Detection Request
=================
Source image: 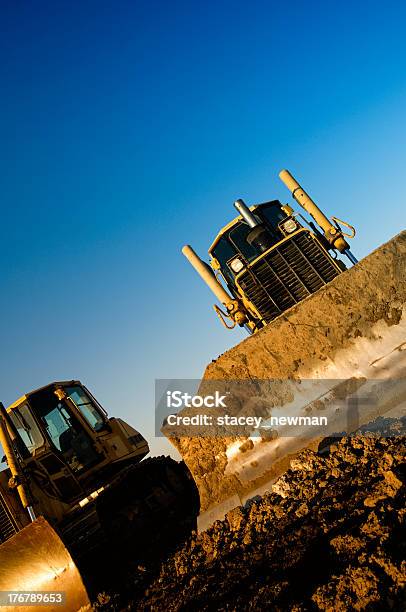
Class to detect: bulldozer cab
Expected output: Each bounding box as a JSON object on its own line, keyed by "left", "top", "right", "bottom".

{"left": 10, "top": 384, "right": 105, "bottom": 475}
{"left": 183, "top": 170, "right": 357, "bottom": 333}
{"left": 207, "top": 198, "right": 345, "bottom": 331}
{"left": 0, "top": 382, "right": 200, "bottom": 610}
{"left": 3, "top": 381, "right": 149, "bottom": 514}
{"left": 209, "top": 200, "right": 291, "bottom": 290}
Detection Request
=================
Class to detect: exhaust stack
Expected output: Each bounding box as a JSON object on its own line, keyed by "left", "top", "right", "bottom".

{"left": 233, "top": 199, "right": 259, "bottom": 228}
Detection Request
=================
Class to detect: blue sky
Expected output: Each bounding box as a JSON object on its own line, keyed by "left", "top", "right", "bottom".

{"left": 1, "top": 0, "right": 406, "bottom": 457}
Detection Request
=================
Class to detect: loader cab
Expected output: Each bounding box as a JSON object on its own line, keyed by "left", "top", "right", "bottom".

{"left": 6, "top": 380, "right": 149, "bottom": 506}
{"left": 209, "top": 200, "right": 298, "bottom": 290}
{"left": 8, "top": 382, "right": 106, "bottom": 475}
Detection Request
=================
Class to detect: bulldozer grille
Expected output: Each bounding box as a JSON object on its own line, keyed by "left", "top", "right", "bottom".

{"left": 237, "top": 230, "right": 341, "bottom": 323}
{"left": 0, "top": 494, "right": 18, "bottom": 544}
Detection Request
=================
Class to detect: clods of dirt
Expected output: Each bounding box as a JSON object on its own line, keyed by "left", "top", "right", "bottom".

{"left": 96, "top": 419, "right": 405, "bottom": 611}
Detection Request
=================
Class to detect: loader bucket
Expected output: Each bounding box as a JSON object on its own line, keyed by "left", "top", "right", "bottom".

{"left": 0, "top": 517, "right": 90, "bottom": 612}
{"left": 165, "top": 230, "right": 406, "bottom": 529}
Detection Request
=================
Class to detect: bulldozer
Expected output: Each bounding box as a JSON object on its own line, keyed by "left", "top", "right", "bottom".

{"left": 0, "top": 380, "right": 200, "bottom": 611}
{"left": 183, "top": 169, "right": 358, "bottom": 332}
{"left": 176, "top": 169, "right": 405, "bottom": 528}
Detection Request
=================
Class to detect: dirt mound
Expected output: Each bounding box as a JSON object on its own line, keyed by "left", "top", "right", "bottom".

{"left": 119, "top": 423, "right": 405, "bottom": 611}
{"left": 168, "top": 230, "right": 406, "bottom": 515}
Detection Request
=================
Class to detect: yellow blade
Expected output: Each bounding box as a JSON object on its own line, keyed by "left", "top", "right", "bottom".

{"left": 0, "top": 517, "right": 90, "bottom": 612}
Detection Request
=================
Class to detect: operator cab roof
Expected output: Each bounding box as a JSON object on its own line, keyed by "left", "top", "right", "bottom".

{"left": 7, "top": 380, "right": 82, "bottom": 411}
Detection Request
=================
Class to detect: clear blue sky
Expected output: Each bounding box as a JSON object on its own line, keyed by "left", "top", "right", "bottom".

{"left": 1, "top": 0, "right": 406, "bottom": 457}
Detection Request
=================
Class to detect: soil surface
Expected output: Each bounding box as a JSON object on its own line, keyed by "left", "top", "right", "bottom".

{"left": 95, "top": 418, "right": 405, "bottom": 611}
{"left": 168, "top": 230, "right": 406, "bottom": 513}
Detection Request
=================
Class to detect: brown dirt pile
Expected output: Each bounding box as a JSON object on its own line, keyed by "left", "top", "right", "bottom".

{"left": 169, "top": 230, "right": 406, "bottom": 513}
{"left": 106, "top": 422, "right": 405, "bottom": 611}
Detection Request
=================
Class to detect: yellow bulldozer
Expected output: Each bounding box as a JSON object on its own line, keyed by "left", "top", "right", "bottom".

{"left": 183, "top": 170, "right": 357, "bottom": 333}
{"left": 0, "top": 380, "right": 199, "bottom": 611}
{"left": 178, "top": 171, "right": 405, "bottom": 530}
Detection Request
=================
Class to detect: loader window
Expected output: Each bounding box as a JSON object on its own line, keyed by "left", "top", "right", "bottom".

{"left": 257, "top": 203, "right": 286, "bottom": 230}
{"left": 211, "top": 214, "right": 286, "bottom": 289}
{"left": 40, "top": 403, "right": 99, "bottom": 472}
{"left": 212, "top": 236, "right": 235, "bottom": 266}
{"left": 211, "top": 237, "right": 237, "bottom": 287}
{"left": 9, "top": 405, "right": 44, "bottom": 454}
{"left": 43, "top": 404, "right": 76, "bottom": 453}
{"left": 28, "top": 388, "right": 101, "bottom": 473}
{"left": 65, "top": 386, "right": 106, "bottom": 432}
{"left": 228, "top": 223, "right": 260, "bottom": 261}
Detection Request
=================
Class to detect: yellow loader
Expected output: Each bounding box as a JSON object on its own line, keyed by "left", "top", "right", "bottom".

{"left": 0, "top": 381, "right": 199, "bottom": 611}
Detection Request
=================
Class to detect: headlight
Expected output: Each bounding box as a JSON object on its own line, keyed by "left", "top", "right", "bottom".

{"left": 229, "top": 257, "right": 244, "bottom": 273}
{"left": 281, "top": 218, "right": 298, "bottom": 234}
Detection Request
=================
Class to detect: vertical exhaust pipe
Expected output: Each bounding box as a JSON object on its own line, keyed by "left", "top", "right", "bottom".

{"left": 234, "top": 199, "right": 274, "bottom": 253}
{"left": 233, "top": 199, "right": 259, "bottom": 228}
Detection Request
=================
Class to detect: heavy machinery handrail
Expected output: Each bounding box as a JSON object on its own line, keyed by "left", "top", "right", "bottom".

{"left": 0, "top": 403, "right": 35, "bottom": 522}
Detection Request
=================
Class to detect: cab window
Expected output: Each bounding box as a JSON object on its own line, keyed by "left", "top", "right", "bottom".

{"left": 258, "top": 203, "right": 286, "bottom": 230}
{"left": 66, "top": 386, "right": 106, "bottom": 432}
{"left": 28, "top": 388, "right": 101, "bottom": 473}
{"left": 9, "top": 404, "right": 44, "bottom": 454}
{"left": 211, "top": 236, "right": 236, "bottom": 269}
{"left": 41, "top": 403, "right": 75, "bottom": 452}
{"left": 228, "top": 223, "right": 259, "bottom": 261}
{"left": 211, "top": 237, "right": 237, "bottom": 288}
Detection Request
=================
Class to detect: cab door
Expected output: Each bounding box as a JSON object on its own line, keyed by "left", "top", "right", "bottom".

{"left": 28, "top": 389, "right": 102, "bottom": 502}
{"left": 9, "top": 401, "right": 83, "bottom": 503}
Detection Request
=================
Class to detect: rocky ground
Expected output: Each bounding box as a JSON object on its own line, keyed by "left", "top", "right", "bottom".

{"left": 95, "top": 418, "right": 405, "bottom": 611}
